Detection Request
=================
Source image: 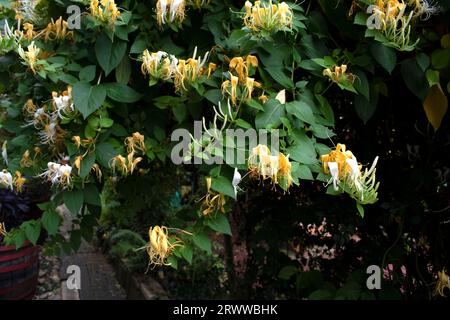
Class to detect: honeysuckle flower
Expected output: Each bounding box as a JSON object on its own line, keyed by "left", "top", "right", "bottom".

{"left": 229, "top": 55, "right": 258, "bottom": 83}
{"left": 156, "top": 0, "right": 186, "bottom": 26}
{"left": 43, "top": 17, "right": 73, "bottom": 42}
{"left": 13, "top": 171, "right": 26, "bottom": 193}
{"left": 207, "top": 62, "right": 217, "bottom": 78}
{"left": 40, "top": 162, "right": 72, "bottom": 187}
{"left": 23, "top": 107, "right": 50, "bottom": 128}
{"left": 365, "top": 0, "right": 419, "bottom": 51}
{"left": 127, "top": 151, "right": 143, "bottom": 174}
{"left": 91, "top": 163, "right": 102, "bottom": 182}
{"left": 0, "top": 169, "right": 13, "bottom": 190}
{"left": 248, "top": 144, "right": 293, "bottom": 190}
{"left": 243, "top": 0, "right": 293, "bottom": 34}
{"left": 244, "top": 77, "right": 261, "bottom": 100}
{"left": 174, "top": 47, "right": 210, "bottom": 93}
{"left": 52, "top": 86, "right": 74, "bottom": 119}
{"left": 434, "top": 269, "right": 450, "bottom": 297}
{"left": 13, "top": 0, "right": 41, "bottom": 23}
{"left": 409, "top": 0, "right": 440, "bottom": 20}
{"left": 110, "top": 154, "right": 128, "bottom": 175}
{"left": 201, "top": 177, "right": 227, "bottom": 216}
{"left": 22, "top": 22, "right": 35, "bottom": 40}
{"left": 259, "top": 94, "right": 268, "bottom": 104}
{"left": 1, "top": 141, "right": 7, "bottom": 166}
{"left": 141, "top": 50, "right": 178, "bottom": 81}
{"left": 73, "top": 155, "right": 82, "bottom": 175}
{"left": 23, "top": 99, "right": 36, "bottom": 115}
{"left": 90, "top": 0, "right": 121, "bottom": 25}
{"left": 321, "top": 144, "right": 380, "bottom": 205}
{"left": 146, "top": 226, "right": 183, "bottom": 267}
{"left": 323, "top": 65, "right": 356, "bottom": 85}
{"left": 20, "top": 150, "right": 32, "bottom": 168}
{"left": 38, "top": 122, "right": 57, "bottom": 145}
{"left": 0, "top": 222, "right": 7, "bottom": 237}
{"left": 72, "top": 136, "right": 81, "bottom": 149}
{"left": 17, "top": 41, "right": 41, "bottom": 73}
{"left": 125, "top": 132, "right": 146, "bottom": 154}
{"left": 327, "top": 162, "right": 340, "bottom": 191}
{"left": 232, "top": 167, "right": 242, "bottom": 197}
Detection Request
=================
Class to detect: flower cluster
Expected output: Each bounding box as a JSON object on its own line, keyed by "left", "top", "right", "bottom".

{"left": 0, "top": 169, "right": 27, "bottom": 193}
{"left": 22, "top": 87, "right": 74, "bottom": 150}
{"left": 321, "top": 144, "right": 379, "bottom": 205}
{"left": 364, "top": 0, "right": 439, "bottom": 51}
{"left": 17, "top": 41, "right": 41, "bottom": 73}
{"left": 201, "top": 177, "right": 227, "bottom": 216}
{"left": 90, "top": 0, "right": 121, "bottom": 25}
{"left": 243, "top": 0, "right": 293, "bottom": 34}
{"left": 248, "top": 144, "right": 293, "bottom": 191}
{"left": 221, "top": 55, "right": 261, "bottom": 105}
{"left": 141, "top": 47, "right": 216, "bottom": 93}
{"left": 109, "top": 133, "right": 146, "bottom": 176}
{"left": 39, "top": 160, "right": 73, "bottom": 188}
{"left": 323, "top": 65, "right": 356, "bottom": 86}
{"left": 146, "top": 226, "right": 183, "bottom": 267}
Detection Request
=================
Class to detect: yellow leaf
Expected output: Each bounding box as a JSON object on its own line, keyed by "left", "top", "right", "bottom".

{"left": 423, "top": 84, "right": 448, "bottom": 131}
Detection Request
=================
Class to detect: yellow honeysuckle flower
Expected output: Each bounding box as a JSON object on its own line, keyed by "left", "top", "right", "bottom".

{"left": 243, "top": 0, "right": 293, "bottom": 33}
{"left": 91, "top": 163, "right": 102, "bottom": 182}
{"left": 146, "top": 226, "right": 183, "bottom": 267}
{"left": 323, "top": 65, "right": 356, "bottom": 85}
{"left": 434, "top": 269, "right": 450, "bottom": 297}
{"left": 110, "top": 154, "right": 128, "bottom": 175}
{"left": 43, "top": 17, "right": 74, "bottom": 42}
{"left": 72, "top": 136, "right": 82, "bottom": 149}
{"left": 74, "top": 155, "right": 82, "bottom": 175}
{"left": 90, "top": 0, "right": 121, "bottom": 25}
{"left": 248, "top": 144, "right": 293, "bottom": 190}
{"left": 20, "top": 150, "right": 32, "bottom": 168}
{"left": 0, "top": 222, "right": 7, "bottom": 237}
{"left": 13, "top": 171, "right": 26, "bottom": 193}
{"left": 125, "top": 132, "right": 146, "bottom": 154}
{"left": 17, "top": 41, "right": 41, "bottom": 73}
{"left": 141, "top": 50, "right": 177, "bottom": 81}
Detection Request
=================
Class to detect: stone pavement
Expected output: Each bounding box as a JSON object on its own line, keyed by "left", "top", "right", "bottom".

{"left": 59, "top": 240, "right": 127, "bottom": 300}
{"left": 57, "top": 206, "right": 126, "bottom": 300}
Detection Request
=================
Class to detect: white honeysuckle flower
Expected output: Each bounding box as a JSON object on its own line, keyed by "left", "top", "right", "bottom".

{"left": 160, "top": 0, "right": 168, "bottom": 24}
{"left": 53, "top": 93, "right": 74, "bottom": 119}
{"left": 0, "top": 169, "right": 13, "bottom": 190}
{"left": 346, "top": 156, "right": 362, "bottom": 193}
{"left": 38, "top": 122, "right": 57, "bottom": 145}
{"left": 327, "top": 162, "right": 340, "bottom": 191}
{"left": 171, "top": 0, "right": 184, "bottom": 22}
{"left": 39, "top": 161, "right": 72, "bottom": 187}
{"left": 232, "top": 167, "right": 242, "bottom": 197}
{"left": 1, "top": 141, "right": 7, "bottom": 166}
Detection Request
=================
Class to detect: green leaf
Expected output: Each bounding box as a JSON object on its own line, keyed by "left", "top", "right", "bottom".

{"left": 401, "top": 58, "right": 428, "bottom": 101}
{"left": 180, "top": 245, "right": 193, "bottom": 264}
{"left": 95, "top": 33, "right": 127, "bottom": 76}
{"left": 41, "top": 210, "right": 61, "bottom": 236}
{"left": 286, "top": 100, "right": 316, "bottom": 124}
{"left": 316, "top": 95, "right": 334, "bottom": 125}
{"left": 354, "top": 85, "right": 379, "bottom": 124}
{"left": 211, "top": 175, "right": 235, "bottom": 199}
{"left": 95, "top": 142, "right": 117, "bottom": 167}
{"left": 193, "top": 232, "right": 212, "bottom": 253}
{"left": 295, "top": 164, "right": 314, "bottom": 180}
{"left": 79, "top": 65, "right": 96, "bottom": 82}
{"left": 63, "top": 189, "right": 84, "bottom": 215}
{"left": 80, "top": 152, "right": 96, "bottom": 178}
{"left": 206, "top": 214, "right": 232, "bottom": 235}
{"left": 73, "top": 82, "right": 106, "bottom": 119}
{"left": 204, "top": 89, "right": 222, "bottom": 104}
{"left": 356, "top": 202, "right": 364, "bottom": 217}
{"left": 279, "top": 266, "right": 298, "bottom": 280}
{"left": 353, "top": 69, "right": 370, "bottom": 100}
{"left": 370, "top": 42, "right": 396, "bottom": 74}
{"left": 21, "top": 220, "right": 41, "bottom": 245}
{"left": 265, "top": 66, "right": 294, "bottom": 88}
{"left": 104, "top": 83, "right": 141, "bottom": 103}
{"left": 115, "top": 55, "right": 131, "bottom": 84}
{"left": 235, "top": 118, "right": 253, "bottom": 129}
{"left": 84, "top": 184, "right": 102, "bottom": 207}
{"left": 255, "top": 99, "right": 285, "bottom": 129}
{"left": 100, "top": 118, "right": 114, "bottom": 128}
{"left": 286, "top": 131, "right": 317, "bottom": 165}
